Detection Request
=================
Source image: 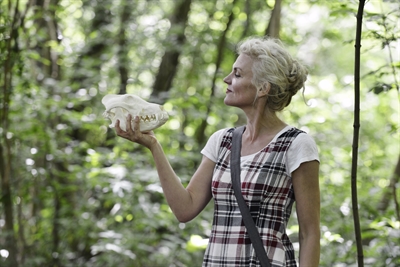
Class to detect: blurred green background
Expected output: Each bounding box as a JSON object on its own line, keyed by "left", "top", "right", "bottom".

{"left": 1, "top": 0, "right": 399, "bottom": 266}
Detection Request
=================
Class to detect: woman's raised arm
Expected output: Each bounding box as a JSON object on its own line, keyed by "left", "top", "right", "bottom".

{"left": 115, "top": 115, "right": 215, "bottom": 222}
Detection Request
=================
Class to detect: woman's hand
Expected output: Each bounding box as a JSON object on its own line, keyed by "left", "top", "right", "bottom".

{"left": 115, "top": 114, "right": 158, "bottom": 150}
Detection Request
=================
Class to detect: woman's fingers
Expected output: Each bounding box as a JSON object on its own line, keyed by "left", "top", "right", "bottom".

{"left": 133, "top": 115, "right": 141, "bottom": 132}
{"left": 125, "top": 114, "right": 132, "bottom": 132}
{"left": 115, "top": 118, "right": 132, "bottom": 140}
{"left": 115, "top": 119, "right": 124, "bottom": 135}
{"left": 122, "top": 115, "right": 143, "bottom": 142}
{"left": 114, "top": 115, "right": 157, "bottom": 149}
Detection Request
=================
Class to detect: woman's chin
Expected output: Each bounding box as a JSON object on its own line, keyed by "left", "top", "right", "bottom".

{"left": 224, "top": 99, "right": 240, "bottom": 107}
{"left": 223, "top": 98, "right": 232, "bottom": 106}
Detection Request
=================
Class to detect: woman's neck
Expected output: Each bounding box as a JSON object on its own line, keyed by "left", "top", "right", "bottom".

{"left": 242, "top": 107, "right": 287, "bottom": 143}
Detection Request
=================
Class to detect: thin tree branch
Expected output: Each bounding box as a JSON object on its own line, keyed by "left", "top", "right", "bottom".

{"left": 379, "top": 1, "right": 399, "bottom": 91}
{"left": 352, "top": 1, "right": 366, "bottom": 266}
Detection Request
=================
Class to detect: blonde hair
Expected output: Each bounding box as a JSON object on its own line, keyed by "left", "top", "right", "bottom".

{"left": 236, "top": 36, "right": 308, "bottom": 111}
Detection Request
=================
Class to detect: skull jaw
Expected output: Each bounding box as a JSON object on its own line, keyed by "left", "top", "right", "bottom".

{"left": 131, "top": 112, "right": 169, "bottom": 132}
{"left": 104, "top": 108, "right": 169, "bottom": 132}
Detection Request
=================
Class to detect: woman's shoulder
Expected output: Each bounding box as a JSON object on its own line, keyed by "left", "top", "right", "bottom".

{"left": 213, "top": 127, "right": 231, "bottom": 137}
{"left": 278, "top": 126, "right": 316, "bottom": 142}
{"left": 201, "top": 127, "right": 232, "bottom": 163}
{"left": 291, "top": 129, "right": 318, "bottom": 147}
{"left": 211, "top": 128, "right": 232, "bottom": 145}
{"left": 286, "top": 128, "right": 319, "bottom": 173}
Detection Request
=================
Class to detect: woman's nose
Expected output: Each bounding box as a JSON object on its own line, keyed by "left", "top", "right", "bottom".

{"left": 223, "top": 73, "right": 231, "bottom": 84}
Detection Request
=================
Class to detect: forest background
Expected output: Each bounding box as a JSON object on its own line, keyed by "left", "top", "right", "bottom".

{"left": 1, "top": 0, "right": 399, "bottom": 266}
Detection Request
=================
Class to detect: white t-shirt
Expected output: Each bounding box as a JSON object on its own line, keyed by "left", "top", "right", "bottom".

{"left": 201, "top": 126, "right": 319, "bottom": 175}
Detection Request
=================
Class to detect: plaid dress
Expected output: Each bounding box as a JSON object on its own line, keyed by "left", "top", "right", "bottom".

{"left": 202, "top": 127, "right": 308, "bottom": 267}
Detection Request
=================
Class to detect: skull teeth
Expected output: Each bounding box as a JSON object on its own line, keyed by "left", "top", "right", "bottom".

{"left": 131, "top": 114, "right": 157, "bottom": 122}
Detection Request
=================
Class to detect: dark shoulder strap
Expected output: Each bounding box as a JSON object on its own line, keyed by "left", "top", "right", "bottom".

{"left": 231, "top": 126, "right": 271, "bottom": 267}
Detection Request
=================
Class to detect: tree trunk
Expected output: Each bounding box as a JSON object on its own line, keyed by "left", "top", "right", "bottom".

{"left": 265, "top": 0, "right": 282, "bottom": 38}
{"left": 378, "top": 154, "right": 400, "bottom": 220}
{"left": 32, "top": 0, "right": 61, "bottom": 79}
{"left": 194, "top": 0, "right": 238, "bottom": 145}
{"left": 117, "top": 0, "right": 132, "bottom": 95}
{"left": 72, "top": 0, "right": 113, "bottom": 88}
{"left": 0, "top": 1, "right": 20, "bottom": 266}
{"left": 30, "top": 0, "right": 85, "bottom": 262}
{"left": 150, "top": 0, "right": 192, "bottom": 104}
{"left": 240, "top": 0, "right": 251, "bottom": 39}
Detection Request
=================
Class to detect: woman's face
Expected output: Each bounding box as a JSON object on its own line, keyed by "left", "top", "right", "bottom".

{"left": 223, "top": 54, "right": 258, "bottom": 108}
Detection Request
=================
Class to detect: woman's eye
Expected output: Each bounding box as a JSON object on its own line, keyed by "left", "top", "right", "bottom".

{"left": 234, "top": 73, "right": 240, "bottom": 77}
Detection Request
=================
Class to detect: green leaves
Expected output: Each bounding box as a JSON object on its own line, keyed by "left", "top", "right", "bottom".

{"left": 1, "top": 0, "right": 399, "bottom": 266}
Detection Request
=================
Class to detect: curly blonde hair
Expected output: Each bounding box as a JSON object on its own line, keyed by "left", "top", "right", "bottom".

{"left": 236, "top": 36, "right": 308, "bottom": 111}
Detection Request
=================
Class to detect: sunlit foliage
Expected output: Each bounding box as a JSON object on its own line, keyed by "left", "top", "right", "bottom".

{"left": 1, "top": 0, "right": 399, "bottom": 266}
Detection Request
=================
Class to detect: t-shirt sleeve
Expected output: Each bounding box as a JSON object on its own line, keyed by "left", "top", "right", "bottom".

{"left": 286, "top": 133, "right": 319, "bottom": 174}
{"left": 200, "top": 128, "right": 227, "bottom": 163}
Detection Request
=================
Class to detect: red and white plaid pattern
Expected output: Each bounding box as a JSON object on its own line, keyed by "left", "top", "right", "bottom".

{"left": 202, "top": 127, "right": 305, "bottom": 267}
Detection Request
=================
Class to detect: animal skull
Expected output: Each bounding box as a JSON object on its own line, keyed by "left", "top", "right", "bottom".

{"left": 102, "top": 94, "right": 169, "bottom": 132}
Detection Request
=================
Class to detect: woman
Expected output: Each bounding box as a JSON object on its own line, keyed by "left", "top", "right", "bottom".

{"left": 115, "top": 36, "right": 320, "bottom": 267}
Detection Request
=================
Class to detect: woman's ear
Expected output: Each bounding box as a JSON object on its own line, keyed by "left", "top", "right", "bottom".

{"left": 257, "top": 82, "right": 270, "bottom": 97}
